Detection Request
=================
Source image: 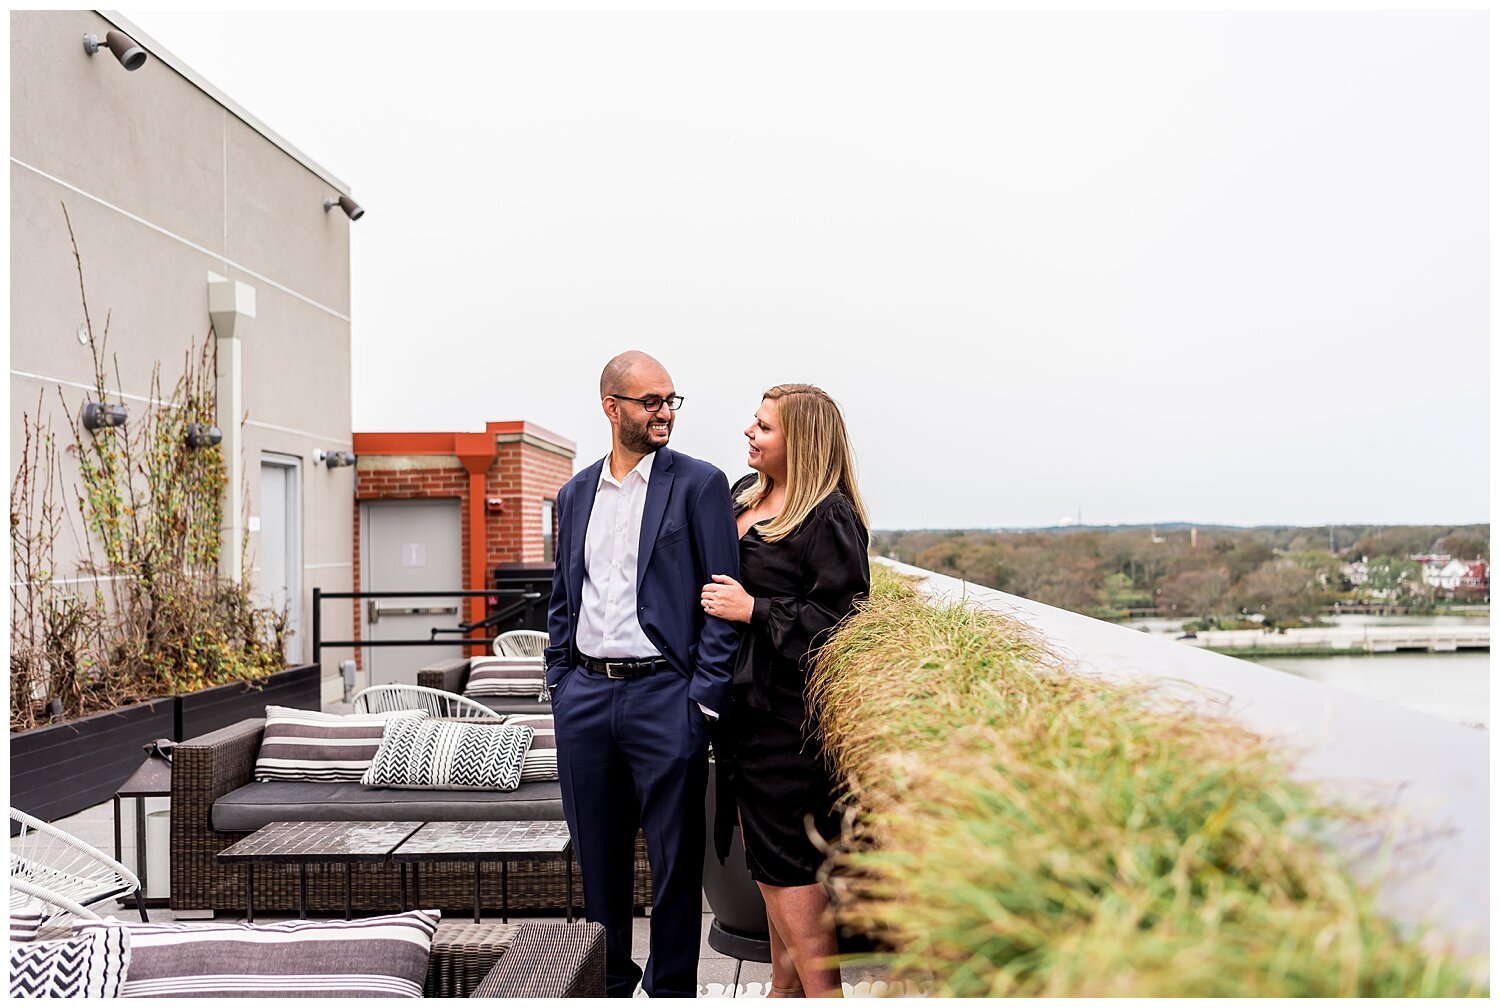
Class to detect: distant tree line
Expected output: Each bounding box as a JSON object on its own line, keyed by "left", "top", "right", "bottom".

{"left": 872, "top": 524, "right": 1489, "bottom": 629}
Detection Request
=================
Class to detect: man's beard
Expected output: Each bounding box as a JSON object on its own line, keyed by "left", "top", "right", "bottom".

{"left": 620, "top": 412, "right": 669, "bottom": 454}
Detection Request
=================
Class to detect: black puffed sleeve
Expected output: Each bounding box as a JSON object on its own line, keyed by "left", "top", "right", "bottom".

{"left": 749, "top": 495, "right": 870, "bottom": 666}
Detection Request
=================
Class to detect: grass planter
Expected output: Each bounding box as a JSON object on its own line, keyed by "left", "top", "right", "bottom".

{"left": 808, "top": 569, "right": 1485, "bottom": 997}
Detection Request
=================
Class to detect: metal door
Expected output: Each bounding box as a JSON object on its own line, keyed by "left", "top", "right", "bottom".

{"left": 257, "top": 456, "right": 302, "bottom": 664}
{"left": 360, "top": 498, "right": 464, "bottom": 686}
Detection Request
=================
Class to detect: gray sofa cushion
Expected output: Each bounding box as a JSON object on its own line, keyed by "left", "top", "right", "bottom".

{"left": 470, "top": 695, "right": 552, "bottom": 716}
{"left": 212, "top": 780, "right": 564, "bottom": 833}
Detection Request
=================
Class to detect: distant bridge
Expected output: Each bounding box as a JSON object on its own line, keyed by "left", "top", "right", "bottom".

{"left": 1181, "top": 625, "right": 1489, "bottom": 653}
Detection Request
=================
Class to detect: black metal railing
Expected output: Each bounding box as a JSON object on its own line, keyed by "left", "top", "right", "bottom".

{"left": 311, "top": 588, "right": 542, "bottom": 662}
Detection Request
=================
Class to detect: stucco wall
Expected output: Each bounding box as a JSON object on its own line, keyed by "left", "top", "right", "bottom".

{"left": 10, "top": 10, "right": 355, "bottom": 688}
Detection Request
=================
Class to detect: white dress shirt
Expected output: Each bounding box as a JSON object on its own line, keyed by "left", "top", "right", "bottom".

{"left": 576, "top": 452, "right": 659, "bottom": 659}
{"left": 575, "top": 451, "right": 716, "bottom": 720}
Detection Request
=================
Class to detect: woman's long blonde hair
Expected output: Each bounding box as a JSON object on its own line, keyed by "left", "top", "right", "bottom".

{"left": 736, "top": 384, "right": 869, "bottom": 543}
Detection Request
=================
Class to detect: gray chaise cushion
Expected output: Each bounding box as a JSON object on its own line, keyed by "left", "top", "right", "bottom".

{"left": 212, "top": 780, "right": 563, "bottom": 833}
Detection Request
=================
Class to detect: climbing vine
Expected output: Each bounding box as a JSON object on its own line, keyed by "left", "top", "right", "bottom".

{"left": 9, "top": 205, "right": 287, "bottom": 731}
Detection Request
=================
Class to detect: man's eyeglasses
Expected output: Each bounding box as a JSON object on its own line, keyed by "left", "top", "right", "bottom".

{"left": 611, "top": 394, "right": 685, "bottom": 413}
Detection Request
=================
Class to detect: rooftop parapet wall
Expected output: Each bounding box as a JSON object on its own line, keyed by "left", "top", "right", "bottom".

{"left": 874, "top": 557, "right": 1488, "bottom": 959}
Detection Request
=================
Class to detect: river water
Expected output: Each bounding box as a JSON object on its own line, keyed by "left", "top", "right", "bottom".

{"left": 1122, "top": 614, "right": 1490, "bottom": 729}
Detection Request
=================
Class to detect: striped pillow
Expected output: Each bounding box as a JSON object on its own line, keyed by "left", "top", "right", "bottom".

{"left": 362, "top": 718, "right": 532, "bottom": 791}
{"left": 504, "top": 714, "right": 557, "bottom": 782}
{"left": 9, "top": 927, "right": 130, "bottom": 998}
{"left": 464, "top": 656, "right": 547, "bottom": 699}
{"left": 254, "top": 706, "right": 427, "bottom": 782}
{"left": 74, "top": 910, "right": 439, "bottom": 998}
{"left": 9, "top": 894, "right": 44, "bottom": 942}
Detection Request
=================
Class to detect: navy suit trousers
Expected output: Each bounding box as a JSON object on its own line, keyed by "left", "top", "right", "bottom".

{"left": 553, "top": 664, "right": 709, "bottom": 998}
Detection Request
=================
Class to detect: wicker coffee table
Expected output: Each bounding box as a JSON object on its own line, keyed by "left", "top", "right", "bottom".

{"left": 392, "top": 820, "right": 574, "bottom": 923}
{"left": 217, "top": 820, "right": 424, "bottom": 922}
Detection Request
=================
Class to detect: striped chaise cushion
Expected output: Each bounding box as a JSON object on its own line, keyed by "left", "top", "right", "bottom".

{"left": 362, "top": 718, "right": 533, "bottom": 791}
{"left": 504, "top": 714, "right": 557, "bottom": 782}
{"left": 464, "top": 656, "right": 546, "bottom": 699}
{"left": 9, "top": 893, "right": 45, "bottom": 943}
{"left": 9, "top": 927, "right": 130, "bottom": 998}
{"left": 73, "top": 909, "right": 440, "bottom": 998}
{"left": 254, "top": 706, "right": 426, "bottom": 782}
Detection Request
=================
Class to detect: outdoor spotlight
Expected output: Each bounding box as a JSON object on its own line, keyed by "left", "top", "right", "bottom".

{"left": 83, "top": 30, "right": 147, "bottom": 71}
{"left": 81, "top": 401, "right": 129, "bottom": 431}
{"left": 314, "top": 449, "right": 357, "bottom": 468}
{"left": 185, "top": 423, "right": 223, "bottom": 448}
{"left": 323, "top": 195, "right": 365, "bottom": 221}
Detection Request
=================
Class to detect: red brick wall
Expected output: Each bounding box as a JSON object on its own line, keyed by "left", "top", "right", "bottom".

{"left": 488, "top": 441, "right": 574, "bottom": 566}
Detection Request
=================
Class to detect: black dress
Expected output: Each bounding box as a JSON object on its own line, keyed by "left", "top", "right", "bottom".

{"left": 719, "top": 473, "right": 871, "bottom": 886}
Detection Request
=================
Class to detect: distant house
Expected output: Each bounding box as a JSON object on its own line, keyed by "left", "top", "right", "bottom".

{"left": 1341, "top": 560, "right": 1368, "bottom": 587}
{"left": 1458, "top": 561, "right": 1489, "bottom": 599}
{"left": 1423, "top": 558, "right": 1471, "bottom": 591}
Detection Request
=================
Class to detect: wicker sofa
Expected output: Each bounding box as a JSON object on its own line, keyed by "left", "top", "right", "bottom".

{"left": 169, "top": 718, "right": 652, "bottom": 918}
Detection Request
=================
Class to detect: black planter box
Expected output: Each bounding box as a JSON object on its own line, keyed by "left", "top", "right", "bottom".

{"left": 174, "top": 663, "right": 320, "bottom": 741}
{"left": 10, "top": 663, "right": 322, "bottom": 829}
{"left": 10, "top": 697, "right": 175, "bottom": 829}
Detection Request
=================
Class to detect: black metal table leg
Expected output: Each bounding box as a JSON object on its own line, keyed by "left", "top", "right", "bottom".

{"left": 412, "top": 864, "right": 421, "bottom": 910}
{"left": 298, "top": 864, "right": 307, "bottom": 918}
{"left": 112, "top": 796, "right": 122, "bottom": 866}
{"left": 399, "top": 863, "right": 408, "bottom": 912}
{"left": 501, "top": 860, "right": 509, "bottom": 924}
{"left": 246, "top": 864, "right": 255, "bottom": 923}
{"left": 344, "top": 862, "right": 353, "bottom": 920}
{"left": 135, "top": 798, "right": 147, "bottom": 902}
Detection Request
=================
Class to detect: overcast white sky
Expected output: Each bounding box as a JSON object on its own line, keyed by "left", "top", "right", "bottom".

{"left": 124, "top": 9, "right": 1488, "bottom": 530}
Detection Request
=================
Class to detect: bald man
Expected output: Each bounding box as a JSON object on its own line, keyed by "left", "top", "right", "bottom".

{"left": 545, "top": 351, "right": 741, "bottom": 997}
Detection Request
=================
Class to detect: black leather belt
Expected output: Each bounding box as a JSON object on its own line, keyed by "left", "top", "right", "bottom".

{"left": 579, "top": 654, "right": 672, "bottom": 679}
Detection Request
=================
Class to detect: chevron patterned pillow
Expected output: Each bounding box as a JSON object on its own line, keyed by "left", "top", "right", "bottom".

{"left": 255, "top": 706, "right": 428, "bottom": 782}
{"left": 504, "top": 713, "right": 558, "bottom": 782}
{"left": 464, "top": 656, "right": 547, "bottom": 699}
{"left": 362, "top": 718, "right": 533, "bottom": 791}
{"left": 9, "top": 927, "right": 130, "bottom": 998}
{"left": 73, "top": 910, "right": 438, "bottom": 998}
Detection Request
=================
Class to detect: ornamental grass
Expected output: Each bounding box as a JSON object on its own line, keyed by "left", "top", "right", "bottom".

{"left": 808, "top": 568, "right": 1483, "bottom": 997}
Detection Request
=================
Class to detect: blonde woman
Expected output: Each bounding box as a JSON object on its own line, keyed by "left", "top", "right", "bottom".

{"left": 700, "top": 384, "right": 870, "bottom": 999}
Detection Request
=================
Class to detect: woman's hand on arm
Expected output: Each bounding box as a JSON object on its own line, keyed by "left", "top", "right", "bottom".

{"left": 700, "top": 574, "right": 755, "bottom": 623}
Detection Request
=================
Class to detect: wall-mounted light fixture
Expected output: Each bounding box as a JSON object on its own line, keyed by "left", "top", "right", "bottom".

{"left": 83, "top": 30, "right": 147, "bottom": 71}
{"left": 323, "top": 195, "right": 365, "bottom": 221}
{"left": 313, "top": 449, "right": 357, "bottom": 468}
{"left": 82, "top": 402, "right": 129, "bottom": 432}
{"left": 185, "top": 423, "right": 223, "bottom": 449}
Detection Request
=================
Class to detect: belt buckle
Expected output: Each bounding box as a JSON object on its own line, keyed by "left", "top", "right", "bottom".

{"left": 604, "top": 661, "right": 629, "bottom": 680}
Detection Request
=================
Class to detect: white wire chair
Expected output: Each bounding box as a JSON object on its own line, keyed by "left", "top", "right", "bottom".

{"left": 494, "top": 629, "right": 550, "bottom": 658}
{"left": 9, "top": 807, "right": 146, "bottom": 929}
{"left": 351, "top": 684, "right": 506, "bottom": 721}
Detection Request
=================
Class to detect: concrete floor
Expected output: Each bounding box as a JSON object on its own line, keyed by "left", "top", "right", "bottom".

{"left": 19, "top": 799, "right": 899, "bottom": 998}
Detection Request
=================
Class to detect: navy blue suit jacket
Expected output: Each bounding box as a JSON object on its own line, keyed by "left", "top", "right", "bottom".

{"left": 545, "top": 446, "right": 742, "bottom": 716}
